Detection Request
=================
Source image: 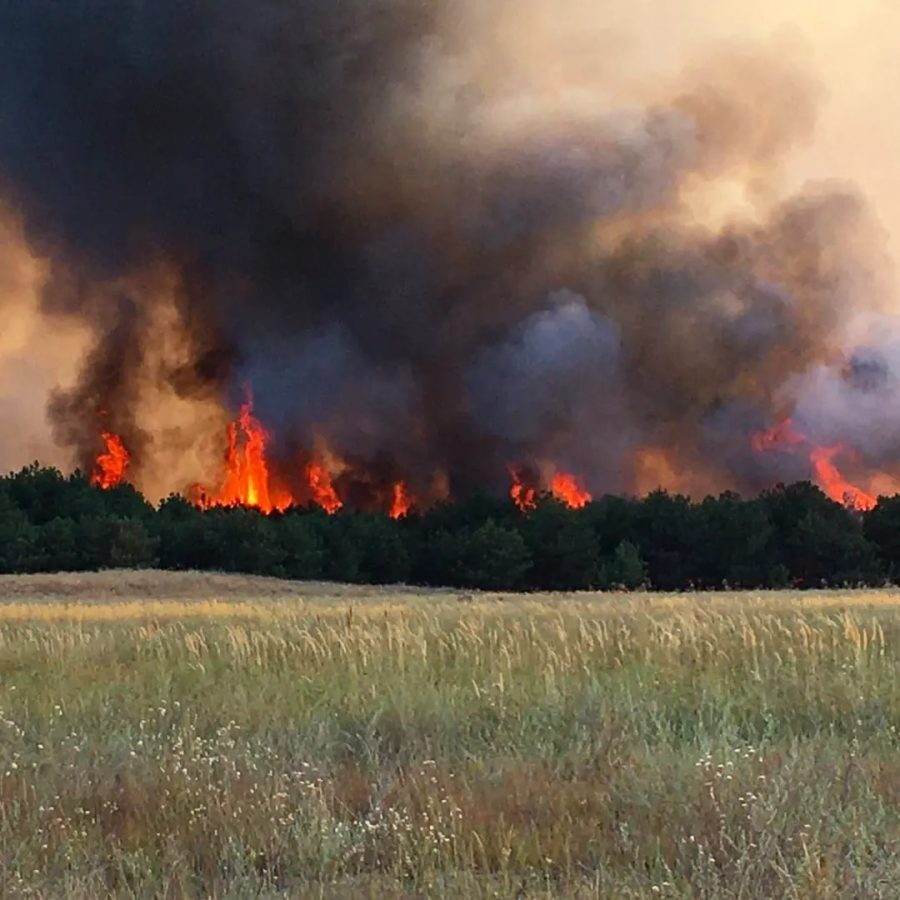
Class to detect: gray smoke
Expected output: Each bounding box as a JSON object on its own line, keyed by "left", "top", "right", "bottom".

{"left": 0, "top": 1, "right": 894, "bottom": 500}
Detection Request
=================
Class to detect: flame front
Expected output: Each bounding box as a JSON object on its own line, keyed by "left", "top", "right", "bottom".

{"left": 753, "top": 418, "right": 877, "bottom": 512}
{"left": 91, "top": 431, "right": 129, "bottom": 489}
{"left": 509, "top": 465, "right": 591, "bottom": 510}
{"left": 550, "top": 472, "right": 592, "bottom": 509}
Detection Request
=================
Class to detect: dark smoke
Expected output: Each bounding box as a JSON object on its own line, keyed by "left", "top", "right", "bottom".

{"left": 0, "top": 1, "right": 895, "bottom": 500}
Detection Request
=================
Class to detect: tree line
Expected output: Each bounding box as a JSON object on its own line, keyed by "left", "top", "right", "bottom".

{"left": 3, "top": 464, "right": 900, "bottom": 590}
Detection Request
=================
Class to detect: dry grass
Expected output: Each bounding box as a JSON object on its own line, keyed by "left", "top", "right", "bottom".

{"left": 0, "top": 571, "right": 898, "bottom": 898}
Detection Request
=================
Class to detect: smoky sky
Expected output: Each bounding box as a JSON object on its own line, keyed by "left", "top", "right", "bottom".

{"left": 0, "top": 0, "right": 896, "bottom": 500}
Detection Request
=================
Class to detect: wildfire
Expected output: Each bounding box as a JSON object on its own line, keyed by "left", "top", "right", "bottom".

{"left": 195, "top": 394, "right": 292, "bottom": 514}
{"left": 389, "top": 481, "right": 413, "bottom": 519}
{"left": 509, "top": 465, "right": 592, "bottom": 511}
{"left": 91, "top": 431, "right": 129, "bottom": 489}
{"left": 751, "top": 418, "right": 805, "bottom": 454}
{"left": 306, "top": 460, "right": 343, "bottom": 515}
{"left": 191, "top": 394, "right": 593, "bottom": 517}
{"left": 509, "top": 467, "right": 538, "bottom": 512}
{"left": 809, "top": 445, "right": 877, "bottom": 512}
{"left": 753, "top": 418, "right": 877, "bottom": 512}
{"left": 550, "top": 472, "right": 592, "bottom": 509}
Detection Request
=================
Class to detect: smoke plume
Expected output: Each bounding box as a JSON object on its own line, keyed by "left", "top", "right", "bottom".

{"left": 0, "top": 0, "right": 898, "bottom": 503}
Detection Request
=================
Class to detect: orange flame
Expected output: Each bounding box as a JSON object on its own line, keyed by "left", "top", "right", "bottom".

{"left": 91, "top": 431, "right": 129, "bottom": 489}
{"left": 809, "top": 445, "right": 876, "bottom": 512}
{"left": 509, "top": 467, "right": 537, "bottom": 512}
{"left": 509, "top": 465, "right": 591, "bottom": 511}
{"left": 389, "top": 480, "right": 413, "bottom": 519}
{"left": 751, "top": 418, "right": 805, "bottom": 454}
{"left": 550, "top": 472, "right": 592, "bottom": 509}
{"left": 306, "top": 460, "right": 343, "bottom": 514}
{"left": 195, "top": 394, "right": 292, "bottom": 513}
{"left": 753, "top": 418, "right": 876, "bottom": 512}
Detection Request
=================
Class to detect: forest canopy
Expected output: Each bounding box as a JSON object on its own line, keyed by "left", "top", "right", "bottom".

{"left": 2, "top": 464, "right": 898, "bottom": 591}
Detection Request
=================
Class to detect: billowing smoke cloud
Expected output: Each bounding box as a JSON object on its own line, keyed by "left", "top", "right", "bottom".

{"left": 0, "top": 0, "right": 898, "bottom": 502}
{"left": 467, "top": 291, "right": 628, "bottom": 487}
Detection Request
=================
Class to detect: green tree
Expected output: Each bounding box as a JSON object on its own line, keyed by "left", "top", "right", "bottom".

{"left": 762, "top": 482, "right": 881, "bottom": 586}
{"left": 520, "top": 498, "right": 600, "bottom": 590}
{"left": 316, "top": 512, "right": 366, "bottom": 583}
{"left": 108, "top": 518, "right": 159, "bottom": 568}
{"left": 633, "top": 490, "right": 702, "bottom": 590}
{"left": 277, "top": 512, "right": 325, "bottom": 580}
{"left": 788, "top": 511, "right": 881, "bottom": 586}
{"left": 4, "top": 464, "right": 74, "bottom": 525}
{"left": 421, "top": 520, "right": 531, "bottom": 590}
{"left": 694, "top": 493, "right": 774, "bottom": 588}
{"left": 352, "top": 514, "right": 410, "bottom": 584}
{"left": 0, "top": 494, "right": 38, "bottom": 572}
{"left": 583, "top": 494, "right": 640, "bottom": 555}
{"left": 155, "top": 494, "right": 206, "bottom": 569}
{"left": 863, "top": 496, "right": 900, "bottom": 578}
{"left": 74, "top": 516, "right": 118, "bottom": 570}
{"left": 201, "top": 508, "right": 283, "bottom": 575}
{"left": 600, "top": 540, "right": 647, "bottom": 590}
{"left": 35, "top": 517, "right": 81, "bottom": 571}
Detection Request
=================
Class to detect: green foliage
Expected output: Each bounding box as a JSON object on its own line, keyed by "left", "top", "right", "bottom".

{"left": 864, "top": 495, "right": 900, "bottom": 577}
{"left": 1, "top": 464, "right": 899, "bottom": 590}
{"left": 694, "top": 493, "right": 774, "bottom": 588}
{"left": 350, "top": 513, "right": 411, "bottom": 584}
{"left": 600, "top": 540, "right": 647, "bottom": 590}
{"left": 108, "top": 518, "right": 159, "bottom": 568}
{"left": 276, "top": 512, "right": 325, "bottom": 580}
{"left": 521, "top": 498, "right": 600, "bottom": 590}
{"left": 632, "top": 490, "right": 701, "bottom": 590}
{"left": 0, "top": 494, "right": 37, "bottom": 573}
{"left": 35, "top": 517, "right": 80, "bottom": 572}
{"left": 419, "top": 520, "right": 531, "bottom": 589}
{"left": 199, "top": 508, "right": 283, "bottom": 575}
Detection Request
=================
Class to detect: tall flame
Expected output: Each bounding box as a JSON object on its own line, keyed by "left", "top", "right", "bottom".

{"left": 389, "top": 480, "right": 413, "bottom": 519}
{"left": 306, "top": 460, "right": 343, "bottom": 515}
{"left": 809, "top": 445, "right": 877, "bottom": 512}
{"left": 195, "top": 394, "right": 292, "bottom": 513}
{"left": 91, "top": 431, "right": 129, "bottom": 489}
{"left": 753, "top": 418, "right": 876, "bottom": 512}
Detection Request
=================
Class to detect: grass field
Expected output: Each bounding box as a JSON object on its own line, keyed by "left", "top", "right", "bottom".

{"left": 0, "top": 572, "right": 898, "bottom": 898}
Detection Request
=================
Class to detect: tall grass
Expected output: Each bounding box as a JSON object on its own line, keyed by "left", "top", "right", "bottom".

{"left": 0, "top": 581, "right": 898, "bottom": 897}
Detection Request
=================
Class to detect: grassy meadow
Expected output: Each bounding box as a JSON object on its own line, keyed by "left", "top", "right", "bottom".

{"left": 0, "top": 571, "right": 898, "bottom": 898}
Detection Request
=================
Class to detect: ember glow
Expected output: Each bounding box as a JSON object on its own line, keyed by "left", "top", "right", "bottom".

{"left": 90, "top": 432, "right": 129, "bottom": 490}
{"left": 753, "top": 419, "right": 877, "bottom": 512}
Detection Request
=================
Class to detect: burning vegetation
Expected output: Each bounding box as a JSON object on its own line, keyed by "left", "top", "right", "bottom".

{"left": 751, "top": 419, "right": 877, "bottom": 512}
{"left": 90, "top": 432, "right": 129, "bottom": 491}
